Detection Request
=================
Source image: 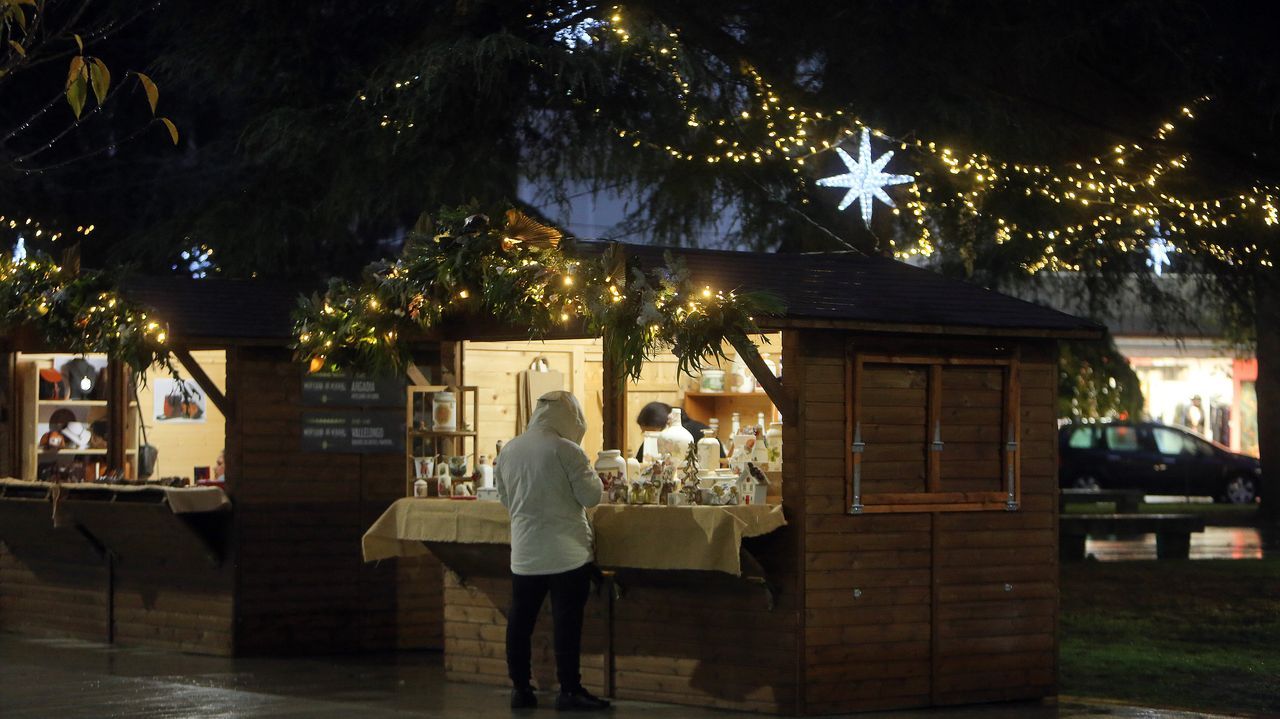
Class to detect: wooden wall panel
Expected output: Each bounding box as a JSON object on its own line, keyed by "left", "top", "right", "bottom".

{"left": 0, "top": 533, "right": 108, "bottom": 642}
{"left": 442, "top": 570, "right": 608, "bottom": 694}
{"left": 228, "top": 347, "right": 443, "bottom": 655}
{"left": 794, "top": 332, "right": 1059, "bottom": 714}
{"left": 610, "top": 559, "right": 799, "bottom": 715}
{"left": 0, "top": 495, "right": 233, "bottom": 654}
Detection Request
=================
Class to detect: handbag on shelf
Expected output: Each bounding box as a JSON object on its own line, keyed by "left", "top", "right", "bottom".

{"left": 38, "top": 368, "right": 67, "bottom": 400}
{"left": 134, "top": 387, "right": 158, "bottom": 479}
{"left": 516, "top": 356, "right": 564, "bottom": 435}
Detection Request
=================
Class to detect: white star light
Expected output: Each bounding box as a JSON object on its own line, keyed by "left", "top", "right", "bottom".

{"left": 1147, "top": 232, "right": 1175, "bottom": 277}
{"left": 817, "top": 129, "right": 915, "bottom": 227}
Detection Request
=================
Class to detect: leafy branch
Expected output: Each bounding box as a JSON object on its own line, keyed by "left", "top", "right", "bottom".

{"left": 293, "top": 205, "right": 783, "bottom": 381}
{"left": 0, "top": 252, "right": 173, "bottom": 379}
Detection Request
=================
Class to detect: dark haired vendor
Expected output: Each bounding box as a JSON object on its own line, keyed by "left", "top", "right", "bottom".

{"left": 634, "top": 401, "right": 724, "bottom": 461}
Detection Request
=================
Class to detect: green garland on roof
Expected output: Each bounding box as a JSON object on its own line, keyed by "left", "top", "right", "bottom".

{"left": 293, "top": 206, "right": 784, "bottom": 381}
{"left": 0, "top": 254, "right": 172, "bottom": 377}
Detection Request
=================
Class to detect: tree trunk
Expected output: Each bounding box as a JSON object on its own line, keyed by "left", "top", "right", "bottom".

{"left": 1254, "top": 268, "right": 1280, "bottom": 531}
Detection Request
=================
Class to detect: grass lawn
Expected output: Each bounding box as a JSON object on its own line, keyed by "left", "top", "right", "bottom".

{"left": 1061, "top": 558, "right": 1280, "bottom": 715}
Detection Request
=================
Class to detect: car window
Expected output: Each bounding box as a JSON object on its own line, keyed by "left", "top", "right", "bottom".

{"left": 1066, "top": 427, "right": 1096, "bottom": 449}
{"left": 1189, "top": 436, "right": 1216, "bottom": 457}
{"left": 1104, "top": 426, "right": 1140, "bottom": 451}
{"left": 1152, "top": 427, "right": 1187, "bottom": 455}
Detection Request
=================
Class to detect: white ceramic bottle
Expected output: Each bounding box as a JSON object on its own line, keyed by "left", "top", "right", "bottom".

{"left": 697, "top": 429, "right": 720, "bottom": 473}
{"left": 641, "top": 430, "right": 661, "bottom": 463}
{"left": 766, "top": 421, "right": 783, "bottom": 471}
{"left": 658, "top": 408, "right": 695, "bottom": 459}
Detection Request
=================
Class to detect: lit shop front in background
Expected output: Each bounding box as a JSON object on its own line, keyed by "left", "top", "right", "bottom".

{"left": 1119, "top": 336, "right": 1259, "bottom": 456}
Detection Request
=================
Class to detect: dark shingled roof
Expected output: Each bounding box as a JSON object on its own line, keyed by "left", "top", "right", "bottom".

{"left": 123, "top": 276, "right": 306, "bottom": 342}
{"left": 591, "top": 242, "right": 1102, "bottom": 336}
{"left": 119, "top": 245, "right": 1100, "bottom": 342}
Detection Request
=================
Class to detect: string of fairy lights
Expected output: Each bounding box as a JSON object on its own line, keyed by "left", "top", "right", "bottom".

{"left": 351, "top": 5, "right": 1277, "bottom": 275}
{"left": 0, "top": 254, "right": 171, "bottom": 376}
{"left": 292, "top": 210, "right": 781, "bottom": 379}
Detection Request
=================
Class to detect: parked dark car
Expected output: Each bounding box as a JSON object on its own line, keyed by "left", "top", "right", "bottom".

{"left": 1058, "top": 421, "right": 1262, "bottom": 504}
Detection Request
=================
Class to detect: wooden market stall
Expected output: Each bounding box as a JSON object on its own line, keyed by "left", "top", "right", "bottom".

{"left": 363, "top": 242, "right": 1102, "bottom": 715}
{"left": 0, "top": 277, "right": 444, "bottom": 655}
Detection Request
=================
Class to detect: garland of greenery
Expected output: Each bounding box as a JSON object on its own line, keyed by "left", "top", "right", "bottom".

{"left": 293, "top": 206, "right": 784, "bottom": 381}
{"left": 0, "top": 254, "right": 172, "bottom": 378}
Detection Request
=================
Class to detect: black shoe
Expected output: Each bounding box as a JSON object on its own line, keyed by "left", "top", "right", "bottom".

{"left": 510, "top": 686, "right": 537, "bottom": 709}
{"left": 555, "top": 687, "right": 611, "bottom": 711}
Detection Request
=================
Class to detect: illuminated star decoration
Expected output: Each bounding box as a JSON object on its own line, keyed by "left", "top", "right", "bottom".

{"left": 1146, "top": 222, "right": 1175, "bottom": 277}
{"left": 816, "top": 129, "right": 915, "bottom": 227}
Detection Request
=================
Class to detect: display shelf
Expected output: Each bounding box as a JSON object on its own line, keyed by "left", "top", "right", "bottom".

{"left": 407, "top": 429, "right": 478, "bottom": 438}
{"left": 37, "top": 399, "right": 108, "bottom": 407}
{"left": 35, "top": 446, "right": 107, "bottom": 455}
{"left": 684, "top": 392, "right": 779, "bottom": 426}
{"left": 18, "top": 356, "right": 141, "bottom": 481}
{"left": 406, "top": 384, "right": 481, "bottom": 497}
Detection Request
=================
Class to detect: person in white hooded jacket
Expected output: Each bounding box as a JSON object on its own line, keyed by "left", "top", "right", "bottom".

{"left": 496, "top": 390, "right": 610, "bottom": 711}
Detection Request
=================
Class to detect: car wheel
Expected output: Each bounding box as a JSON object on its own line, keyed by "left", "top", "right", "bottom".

{"left": 1073, "top": 474, "right": 1101, "bottom": 491}
{"left": 1221, "top": 475, "right": 1258, "bottom": 504}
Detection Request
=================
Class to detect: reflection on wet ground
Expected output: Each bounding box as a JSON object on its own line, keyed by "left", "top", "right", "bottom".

{"left": 0, "top": 634, "right": 1241, "bottom": 719}
{"left": 1086, "top": 526, "right": 1265, "bottom": 561}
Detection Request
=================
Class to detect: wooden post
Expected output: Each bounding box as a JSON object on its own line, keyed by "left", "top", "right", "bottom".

{"left": 601, "top": 336, "right": 627, "bottom": 452}
{"left": 107, "top": 361, "right": 127, "bottom": 476}
{"left": 439, "top": 341, "right": 463, "bottom": 386}
{"left": 1, "top": 349, "right": 15, "bottom": 478}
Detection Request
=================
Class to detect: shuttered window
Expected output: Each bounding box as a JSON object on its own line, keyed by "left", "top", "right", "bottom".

{"left": 846, "top": 353, "right": 1021, "bottom": 514}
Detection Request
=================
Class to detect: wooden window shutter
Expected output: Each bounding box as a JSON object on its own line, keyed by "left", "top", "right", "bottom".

{"left": 847, "top": 351, "right": 1021, "bottom": 514}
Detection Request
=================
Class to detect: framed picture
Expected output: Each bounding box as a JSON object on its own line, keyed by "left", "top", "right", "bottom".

{"left": 153, "top": 378, "right": 207, "bottom": 424}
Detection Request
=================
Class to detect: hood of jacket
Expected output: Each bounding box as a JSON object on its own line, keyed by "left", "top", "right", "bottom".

{"left": 526, "top": 390, "right": 587, "bottom": 444}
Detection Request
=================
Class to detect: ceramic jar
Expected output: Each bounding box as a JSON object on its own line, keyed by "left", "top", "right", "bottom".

{"left": 432, "top": 391, "right": 457, "bottom": 431}
{"left": 699, "top": 369, "right": 725, "bottom": 393}
{"left": 728, "top": 354, "right": 754, "bottom": 393}
{"left": 595, "top": 449, "right": 628, "bottom": 503}
{"left": 413, "top": 478, "right": 431, "bottom": 498}
{"left": 758, "top": 353, "right": 777, "bottom": 392}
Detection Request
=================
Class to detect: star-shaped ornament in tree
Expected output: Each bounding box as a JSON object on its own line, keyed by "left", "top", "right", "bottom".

{"left": 817, "top": 129, "right": 915, "bottom": 227}
{"left": 1146, "top": 222, "right": 1175, "bottom": 277}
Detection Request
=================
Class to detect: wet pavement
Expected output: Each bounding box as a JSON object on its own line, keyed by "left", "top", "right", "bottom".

{"left": 0, "top": 633, "right": 1244, "bottom": 718}
{"left": 1086, "top": 526, "right": 1266, "bottom": 561}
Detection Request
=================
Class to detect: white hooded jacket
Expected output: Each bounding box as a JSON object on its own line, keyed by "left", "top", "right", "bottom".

{"left": 496, "top": 391, "right": 603, "bottom": 575}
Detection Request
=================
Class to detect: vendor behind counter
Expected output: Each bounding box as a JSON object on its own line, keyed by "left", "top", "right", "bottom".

{"left": 634, "top": 401, "right": 722, "bottom": 462}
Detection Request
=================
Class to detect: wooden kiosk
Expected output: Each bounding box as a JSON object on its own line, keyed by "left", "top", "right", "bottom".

{"left": 363, "top": 243, "right": 1102, "bottom": 715}
{"left": 0, "top": 277, "right": 443, "bottom": 655}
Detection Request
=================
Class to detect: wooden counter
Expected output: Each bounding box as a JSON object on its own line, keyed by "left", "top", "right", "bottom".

{"left": 362, "top": 498, "right": 797, "bottom": 712}
{"left": 0, "top": 479, "right": 234, "bottom": 652}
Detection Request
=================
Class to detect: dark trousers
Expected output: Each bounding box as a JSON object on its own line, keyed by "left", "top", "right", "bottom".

{"left": 506, "top": 563, "right": 592, "bottom": 692}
